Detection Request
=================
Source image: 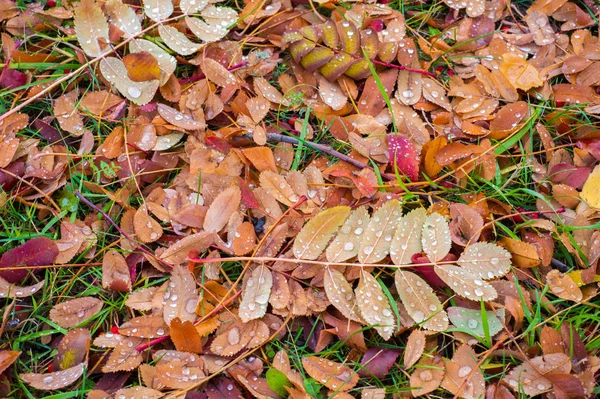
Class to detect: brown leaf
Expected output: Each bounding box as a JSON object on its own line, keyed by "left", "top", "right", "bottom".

{"left": 546, "top": 270, "right": 583, "bottom": 302}
{"left": 163, "top": 265, "right": 200, "bottom": 326}
{"left": 503, "top": 353, "right": 571, "bottom": 396}
{"left": 232, "top": 222, "right": 256, "bottom": 256}
{"left": 241, "top": 147, "right": 277, "bottom": 172}
{"left": 210, "top": 319, "right": 270, "bottom": 356}
{"left": 102, "top": 337, "right": 144, "bottom": 372}
{"left": 404, "top": 329, "right": 426, "bottom": 369}
{"left": 133, "top": 205, "right": 163, "bottom": 243}
{"left": 0, "top": 276, "right": 44, "bottom": 299}
{"left": 74, "top": 0, "right": 108, "bottom": 57}
{"left": 260, "top": 170, "right": 298, "bottom": 207}
{"left": 49, "top": 297, "right": 103, "bottom": 328}
{"left": 54, "top": 329, "right": 90, "bottom": 371}
{"left": 441, "top": 345, "right": 485, "bottom": 399}
{"left": 204, "top": 186, "right": 241, "bottom": 232}
{"left": 410, "top": 356, "right": 445, "bottom": 396}
{"left": 125, "top": 287, "right": 157, "bottom": 312}
{"left": 356, "top": 269, "right": 395, "bottom": 340}
{"left": 123, "top": 51, "right": 161, "bottom": 83}
{"left": 113, "top": 387, "right": 163, "bottom": 399}
{"left": 119, "top": 315, "right": 169, "bottom": 338}
{"left": 358, "top": 200, "right": 402, "bottom": 264}
{"left": 102, "top": 250, "right": 132, "bottom": 292}
{"left": 545, "top": 373, "right": 586, "bottom": 399}
{"left": 156, "top": 360, "right": 205, "bottom": 389}
{"left": 500, "top": 237, "right": 541, "bottom": 268}
{"left": 170, "top": 317, "right": 203, "bottom": 353}
{"left": 79, "top": 90, "right": 123, "bottom": 117}
{"left": 540, "top": 326, "right": 565, "bottom": 355}
{"left": 20, "top": 363, "right": 86, "bottom": 390}
{"left": 294, "top": 206, "right": 350, "bottom": 260}
{"left": 449, "top": 203, "right": 484, "bottom": 246}
{"left": 53, "top": 90, "right": 88, "bottom": 136}
{"left": 100, "top": 57, "right": 159, "bottom": 105}
{"left": 239, "top": 265, "right": 272, "bottom": 323}
{"left": 302, "top": 356, "right": 358, "bottom": 392}
{"left": 422, "top": 212, "right": 451, "bottom": 263}
{"left": 200, "top": 58, "right": 236, "bottom": 87}
{"left": 0, "top": 350, "right": 20, "bottom": 375}
{"left": 159, "top": 231, "right": 215, "bottom": 265}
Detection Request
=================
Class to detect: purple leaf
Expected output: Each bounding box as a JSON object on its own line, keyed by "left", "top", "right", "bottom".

{"left": 0, "top": 161, "right": 25, "bottom": 191}
{"left": 33, "top": 119, "right": 63, "bottom": 143}
{"left": 358, "top": 347, "right": 400, "bottom": 378}
{"left": 0, "top": 67, "right": 27, "bottom": 90}
{"left": 91, "top": 372, "right": 131, "bottom": 394}
{"left": 205, "top": 376, "right": 243, "bottom": 399}
{"left": 388, "top": 135, "right": 420, "bottom": 181}
{"left": 0, "top": 237, "right": 58, "bottom": 283}
{"left": 548, "top": 164, "right": 591, "bottom": 189}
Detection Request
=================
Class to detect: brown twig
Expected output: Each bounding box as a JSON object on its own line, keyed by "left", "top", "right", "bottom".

{"left": 264, "top": 133, "right": 396, "bottom": 181}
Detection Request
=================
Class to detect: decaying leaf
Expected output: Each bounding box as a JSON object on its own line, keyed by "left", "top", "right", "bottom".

{"left": 410, "top": 356, "right": 445, "bottom": 396}
{"left": 394, "top": 270, "right": 448, "bottom": 332}
{"left": 0, "top": 276, "right": 44, "bottom": 298}
{"left": 434, "top": 265, "right": 497, "bottom": 301}
{"left": 355, "top": 269, "right": 395, "bottom": 340}
{"left": 102, "top": 249, "right": 132, "bottom": 292}
{"left": 204, "top": 186, "right": 241, "bottom": 232}
{"left": 161, "top": 266, "right": 199, "bottom": 327}
{"left": 358, "top": 200, "right": 401, "bottom": 264}
{"left": 293, "top": 206, "right": 350, "bottom": 260}
{"left": 404, "top": 329, "right": 426, "bottom": 369}
{"left": 302, "top": 356, "right": 359, "bottom": 392}
{"left": 421, "top": 212, "right": 452, "bottom": 263}
{"left": 546, "top": 270, "right": 583, "bottom": 302}
{"left": 20, "top": 363, "right": 86, "bottom": 391}
{"left": 441, "top": 345, "right": 485, "bottom": 399}
{"left": 323, "top": 268, "right": 362, "bottom": 322}
{"left": 503, "top": 353, "right": 571, "bottom": 396}
{"left": 74, "top": 0, "right": 108, "bottom": 57}
{"left": 239, "top": 265, "right": 272, "bottom": 322}
{"left": 49, "top": 297, "right": 103, "bottom": 328}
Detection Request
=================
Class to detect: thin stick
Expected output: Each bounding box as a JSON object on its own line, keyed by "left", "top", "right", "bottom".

{"left": 265, "top": 133, "right": 396, "bottom": 181}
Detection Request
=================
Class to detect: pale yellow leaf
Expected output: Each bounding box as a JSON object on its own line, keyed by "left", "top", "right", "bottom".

{"left": 323, "top": 268, "right": 362, "bottom": 322}
{"left": 158, "top": 25, "right": 201, "bottom": 56}
{"left": 293, "top": 206, "right": 351, "bottom": 260}
{"left": 74, "top": 0, "right": 108, "bottom": 57}
{"left": 358, "top": 200, "right": 402, "bottom": 264}
{"left": 434, "top": 265, "right": 497, "bottom": 301}
{"left": 203, "top": 186, "right": 241, "bottom": 232}
{"left": 355, "top": 269, "right": 395, "bottom": 340}
{"left": 239, "top": 265, "right": 272, "bottom": 322}
{"left": 422, "top": 212, "right": 451, "bottom": 263}
{"left": 390, "top": 207, "right": 426, "bottom": 265}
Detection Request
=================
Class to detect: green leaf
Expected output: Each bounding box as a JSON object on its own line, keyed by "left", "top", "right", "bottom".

{"left": 266, "top": 367, "right": 291, "bottom": 397}
{"left": 447, "top": 307, "right": 504, "bottom": 339}
{"left": 304, "top": 377, "right": 322, "bottom": 397}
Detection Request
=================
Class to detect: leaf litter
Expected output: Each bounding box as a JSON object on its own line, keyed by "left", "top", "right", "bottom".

{"left": 2, "top": 0, "right": 600, "bottom": 397}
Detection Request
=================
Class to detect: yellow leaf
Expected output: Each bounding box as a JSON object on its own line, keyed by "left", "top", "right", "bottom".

{"left": 581, "top": 165, "right": 600, "bottom": 209}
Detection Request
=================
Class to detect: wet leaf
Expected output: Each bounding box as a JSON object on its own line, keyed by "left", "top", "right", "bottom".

{"left": 102, "top": 250, "right": 132, "bottom": 292}
{"left": 294, "top": 206, "right": 350, "bottom": 260}
{"left": 105, "top": 0, "right": 141, "bottom": 38}
{"left": 20, "top": 363, "right": 86, "bottom": 391}
{"left": 210, "top": 319, "right": 270, "bottom": 356}
{"left": 546, "top": 270, "right": 583, "bottom": 302}
{"left": 163, "top": 265, "right": 200, "bottom": 326}
{"left": 581, "top": 164, "right": 600, "bottom": 209}
{"left": 422, "top": 212, "right": 451, "bottom": 263}
{"left": 160, "top": 231, "right": 215, "bottom": 265}
{"left": 404, "top": 329, "right": 426, "bottom": 369}
{"left": 358, "top": 200, "right": 401, "bottom": 264}
{"left": 119, "top": 315, "right": 169, "bottom": 338}
{"left": 500, "top": 237, "right": 540, "bottom": 268}
{"left": 391, "top": 207, "right": 426, "bottom": 265}
{"left": 447, "top": 307, "right": 504, "bottom": 338}
{"left": 355, "top": 269, "right": 395, "bottom": 340}
{"left": 54, "top": 328, "right": 90, "bottom": 371}
{"left": 410, "top": 356, "right": 445, "bottom": 396}
{"left": 204, "top": 186, "right": 241, "bottom": 233}
{"left": 457, "top": 243, "right": 512, "bottom": 280}
{"left": 435, "top": 264, "right": 497, "bottom": 301}
{"left": 394, "top": 270, "right": 448, "bottom": 332}
{"left": 441, "top": 345, "right": 485, "bottom": 399}
{"left": 49, "top": 297, "right": 103, "bottom": 328}
{"left": 0, "top": 276, "right": 44, "bottom": 299}
{"left": 323, "top": 268, "right": 362, "bottom": 322}
{"left": 133, "top": 205, "right": 163, "bottom": 243}
{"left": 503, "top": 353, "right": 571, "bottom": 396}
{"left": 100, "top": 57, "right": 158, "bottom": 105}
{"left": 143, "top": 0, "right": 173, "bottom": 22}
{"left": 326, "top": 206, "right": 369, "bottom": 263}
{"left": 302, "top": 356, "right": 358, "bottom": 392}
{"left": 74, "top": 0, "right": 108, "bottom": 57}
{"left": 239, "top": 265, "right": 272, "bottom": 323}
{"left": 388, "top": 135, "right": 420, "bottom": 181}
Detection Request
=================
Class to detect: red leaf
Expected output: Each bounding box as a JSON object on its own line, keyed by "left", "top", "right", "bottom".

{"left": 358, "top": 347, "right": 400, "bottom": 378}
{"left": 0, "top": 161, "right": 24, "bottom": 191}
{"left": 409, "top": 252, "right": 457, "bottom": 287}
{"left": 0, "top": 237, "right": 58, "bottom": 283}
{"left": 388, "top": 135, "right": 420, "bottom": 181}
{"left": 545, "top": 374, "right": 586, "bottom": 399}
{"left": 0, "top": 67, "right": 27, "bottom": 90}
{"left": 548, "top": 164, "right": 591, "bottom": 189}
{"left": 205, "top": 376, "right": 243, "bottom": 399}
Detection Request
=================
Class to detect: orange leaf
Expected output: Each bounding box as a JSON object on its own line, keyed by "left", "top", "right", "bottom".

{"left": 170, "top": 317, "right": 203, "bottom": 353}
{"left": 241, "top": 146, "right": 277, "bottom": 172}
{"left": 123, "top": 51, "right": 161, "bottom": 82}
{"left": 302, "top": 356, "right": 358, "bottom": 391}
{"left": 0, "top": 350, "right": 21, "bottom": 375}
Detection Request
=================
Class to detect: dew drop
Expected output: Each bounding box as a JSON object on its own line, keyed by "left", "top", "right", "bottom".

{"left": 467, "top": 319, "right": 478, "bottom": 329}
{"left": 458, "top": 366, "right": 472, "bottom": 378}
{"left": 127, "top": 86, "right": 142, "bottom": 99}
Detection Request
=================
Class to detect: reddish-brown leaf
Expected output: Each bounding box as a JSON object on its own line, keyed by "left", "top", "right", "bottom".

{"left": 302, "top": 356, "right": 358, "bottom": 391}
{"left": 0, "top": 237, "right": 58, "bottom": 283}
{"left": 170, "top": 317, "right": 203, "bottom": 353}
